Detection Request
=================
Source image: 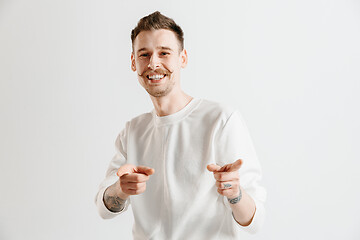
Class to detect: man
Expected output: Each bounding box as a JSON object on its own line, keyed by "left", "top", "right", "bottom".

{"left": 95, "top": 11, "right": 266, "bottom": 239}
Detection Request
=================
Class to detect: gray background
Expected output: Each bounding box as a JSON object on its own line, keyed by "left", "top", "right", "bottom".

{"left": 0, "top": 0, "right": 359, "bottom": 239}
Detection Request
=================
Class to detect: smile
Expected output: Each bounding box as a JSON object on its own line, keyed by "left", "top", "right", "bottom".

{"left": 147, "top": 74, "right": 166, "bottom": 80}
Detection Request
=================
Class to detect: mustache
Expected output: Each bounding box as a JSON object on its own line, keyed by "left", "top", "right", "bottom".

{"left": 139, "top": 69, "right": 173, "bottom": 77}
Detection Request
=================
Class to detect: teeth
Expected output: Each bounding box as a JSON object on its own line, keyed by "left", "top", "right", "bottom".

{"left": 148, "top": 74, "right": 165, "bottom": 80}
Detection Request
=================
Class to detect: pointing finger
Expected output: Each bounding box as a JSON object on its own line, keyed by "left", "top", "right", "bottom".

{"left": 136, "top": 166, "right": 155, "bottom": 176}
{"left": 121, "top": 173, "right": 150, "bottom": 183}
{"left": 219, "top": 159, "right": 243, "bottom": 172}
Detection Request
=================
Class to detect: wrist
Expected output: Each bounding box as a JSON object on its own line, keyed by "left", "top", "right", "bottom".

{"left": 114, "top": 180, "right": 130, "bottom": 200}
{"left": 105, "top": 180, "right": 129, "bottom": 200}
{"left": 227, "top": 187, "right": 242, "bottom": 204}
{"left": 117, "top": 191, "right": 130, "bottom": 200}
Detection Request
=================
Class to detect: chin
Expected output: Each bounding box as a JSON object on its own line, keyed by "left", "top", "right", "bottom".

{"left": 146, "top": 86, "right": 174, "bottom": 97}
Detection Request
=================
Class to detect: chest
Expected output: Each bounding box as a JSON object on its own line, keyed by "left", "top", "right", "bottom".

{"left": 127, "top": 122, "right": 217, "bottom": 183}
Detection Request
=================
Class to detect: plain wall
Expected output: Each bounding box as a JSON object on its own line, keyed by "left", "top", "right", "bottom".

{"left": 0, "top": 0, "right": 359, "bottom": 239}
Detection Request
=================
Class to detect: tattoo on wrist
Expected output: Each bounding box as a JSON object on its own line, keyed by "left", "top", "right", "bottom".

{"left": 104, "top": 191, "right": 126, "bottom": 213}
{"left": 227, "top": 188, "right": 242, "bottom": 204}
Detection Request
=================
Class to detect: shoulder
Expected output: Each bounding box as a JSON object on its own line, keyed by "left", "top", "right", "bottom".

{"left": 195, "top": 99, "right": 238, "bottom": 124}
{"left": 199, "top": 99, "right": 236, "bottom": 114}
{"left": 125, "top": 111, "right": 153, "bottom": 131}
{"left": 117, "top": 111, "right": 153, "bottom": 138}
{"left": 130, "top": 111, "right": 153, "bottom": 125}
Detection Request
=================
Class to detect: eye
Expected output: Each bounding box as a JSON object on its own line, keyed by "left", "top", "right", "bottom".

{"left": 139, "top": 53, "right": 149, "bottom": 57}
{"left": 160, "top": 52, "right": 169, "bottom": 56}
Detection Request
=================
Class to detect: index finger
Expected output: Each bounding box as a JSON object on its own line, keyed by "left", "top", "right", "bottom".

{"left": 121, "top": 173, "right": 150, "bottom": 183}
{"left": 219, "top": 159, "right": 243, "bottom": 172}
{"left": 136, "top": 166, "right": 155, "bottom": 176}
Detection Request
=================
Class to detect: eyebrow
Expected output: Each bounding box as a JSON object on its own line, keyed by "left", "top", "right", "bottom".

{"left": 137, "top": 46, "right": 174, "bottom": 53}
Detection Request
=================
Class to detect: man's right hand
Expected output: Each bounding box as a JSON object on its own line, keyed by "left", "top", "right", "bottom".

{"left": 103, "top": 164, "right": 155, "bottom": 213}
{"left": 116, "top": 164, "right": 155, "bottom": 197}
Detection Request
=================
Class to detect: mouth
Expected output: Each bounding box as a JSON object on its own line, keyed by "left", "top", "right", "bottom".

{"left": 146, "top": 74, "right": 166, "bottom": 83}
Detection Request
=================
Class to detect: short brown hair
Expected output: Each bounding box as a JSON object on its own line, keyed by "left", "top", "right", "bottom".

{"left": 131, "top": 11, "right": 184, "bottom": 51}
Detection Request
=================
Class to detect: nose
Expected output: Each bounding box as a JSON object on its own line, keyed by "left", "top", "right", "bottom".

{"left": 148, "top": 54, "right": 160, "bottom": 69}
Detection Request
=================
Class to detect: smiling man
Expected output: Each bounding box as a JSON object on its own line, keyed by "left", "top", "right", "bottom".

{"left": 132, "top": 28, "right": 190, "bottom": 106}
{"left": 95, "top": 11, "right": 266, "bottom": 239}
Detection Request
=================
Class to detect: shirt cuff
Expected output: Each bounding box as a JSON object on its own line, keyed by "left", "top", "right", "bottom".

{"left": 231, "top": 199, "right": 265, "bottom": 234}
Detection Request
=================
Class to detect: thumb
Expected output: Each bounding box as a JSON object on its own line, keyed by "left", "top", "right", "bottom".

{"left": 116, "top": 164, "right": 136, "bottom": 177}
{"left": 136, "top": 166, "right": 155, "bottom": 176}
{"left": 207, "top": 164, "right": 222, "bottom": 172}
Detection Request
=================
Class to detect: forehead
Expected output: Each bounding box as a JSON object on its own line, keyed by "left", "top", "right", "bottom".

{"left": 133, "top": 29, "right": 180, "bottom": 52}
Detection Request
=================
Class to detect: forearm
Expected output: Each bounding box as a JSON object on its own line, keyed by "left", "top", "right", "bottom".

{"left": 229, "top": 187, "right": 256, "bottom": 226}
{"left": 103, "top": 180, "right": 129, "bottom": 213}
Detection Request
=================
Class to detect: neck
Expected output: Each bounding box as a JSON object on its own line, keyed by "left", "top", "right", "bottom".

{"left": 150, "top": 91, "right": 193, "bottom": 117}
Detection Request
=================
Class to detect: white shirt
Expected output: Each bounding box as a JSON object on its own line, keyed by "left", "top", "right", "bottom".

{"left": 95, "top": 98, "right": 266, "bottom": 239}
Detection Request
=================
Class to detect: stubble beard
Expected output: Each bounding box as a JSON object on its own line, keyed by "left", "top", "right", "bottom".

{"left": 145, "top": 76, "right": 175, "bottom": 97}
{"left": 139, "top": 69, "right": 175, "bottom": 98}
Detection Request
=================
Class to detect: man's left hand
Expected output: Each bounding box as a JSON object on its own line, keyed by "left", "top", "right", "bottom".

{"left": 207, "top": 159, "right": 243, "bottom": 200}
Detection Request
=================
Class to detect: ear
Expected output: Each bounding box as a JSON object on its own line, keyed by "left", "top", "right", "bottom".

{"left": 180, "top": 49, "right": 188, "bottom": 68}
{"left": 131, "top": 52, "right": 136, "bottom": 72}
